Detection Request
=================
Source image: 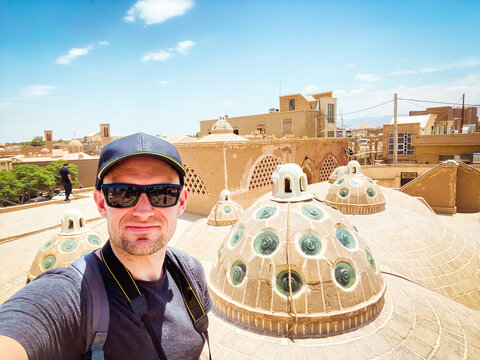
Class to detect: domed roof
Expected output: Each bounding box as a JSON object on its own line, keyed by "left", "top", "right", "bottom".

{"left": 27, "top": 209, "right": 106, "bottom": 282}
{"left": 67, "top": 139, "right": 83, "bottom": 153}
{"left": 209, "top": 163, "right": 386, "bottom": 337}
{"left": 325, "top": 161, "right": 386, "bottom": 214}
{"left": 210, "top": 114, "right": 233, "bottom": 134}
{"left": 328, "top": 165, "right": 347, "bottom": 183}
{"left": 208, "top": 190, "right": 244, "bottom": 226}
{"left": 40, "top": 147, "right": 50, "bottom": 155}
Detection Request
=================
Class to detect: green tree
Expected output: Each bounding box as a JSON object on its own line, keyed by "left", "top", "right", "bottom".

{"left": 45, "top": 160, "right": 78, "bottom": 186}
{"left": 31, "top": 136, "right": 45, "bottom": 147}
{"left": 11, "top": 164, "right": 56, "bottom": 202}
{"left": 0, "top": 171, "right": 23, "bottom": 205}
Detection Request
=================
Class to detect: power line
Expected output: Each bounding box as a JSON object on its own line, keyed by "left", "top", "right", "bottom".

{"left": 337, "top": 99, "right": 393, "bottom": 116}
{"left": 398, "top": 97, "right": 480, "bottom": 107}
{"left": 399, "top": 99, "right": 426, "bottom": 110}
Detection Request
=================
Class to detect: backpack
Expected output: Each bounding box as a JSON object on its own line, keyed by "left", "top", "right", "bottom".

{"left": 70, "top": 247, "right": 210, "bottom": 360}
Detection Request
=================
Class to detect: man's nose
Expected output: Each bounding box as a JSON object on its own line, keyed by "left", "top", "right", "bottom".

{"left": 132, "top": 193, "right": 155, "bottom": 218}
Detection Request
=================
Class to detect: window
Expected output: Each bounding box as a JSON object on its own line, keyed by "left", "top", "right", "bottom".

{"left": 282, "top": 118, "right": 293, "bottom": 134}
{"left": 289, "top": 99, "right": 295, "bottom": 110}
{"left": 388, "top": 133, "right": 414, "bottom": 155}
{"left": 327, "top": 131, "right": 335, "bottom": 137}
{"left": 257, "top": 125, "right": 266, "bottom": 134}
{"left": 401, "top": 172, "right": 417, "bottom": 186}
{"left": 327, "top": 104, "right": 335, "bottom": 123}
{"left": 233, "top": 129, "right": 239, "bottom": 135}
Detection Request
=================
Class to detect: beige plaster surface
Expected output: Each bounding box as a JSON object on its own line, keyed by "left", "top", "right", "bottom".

{"left": 311, "top": 182, "right": 480, "bottom": 310}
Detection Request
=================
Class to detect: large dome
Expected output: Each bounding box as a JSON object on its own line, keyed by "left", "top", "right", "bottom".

{"left": 27, "top": 209, "right": 106, "bottom": 282}
{"left": 325, "top": 161, "right": 386, "bottom": 214}
{"left": 208, "top": 163, "right": 386, "bottom": 337}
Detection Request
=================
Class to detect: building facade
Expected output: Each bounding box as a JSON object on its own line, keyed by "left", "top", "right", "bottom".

{"left": 410, "top": 106, "right": 479, "bottom": 134}
{"left": 199, "top": 92, "right": 337, "bottom": 139}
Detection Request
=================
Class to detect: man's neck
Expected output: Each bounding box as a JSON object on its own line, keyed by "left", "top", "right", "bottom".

{"left": 96, "top": 245, "right": 166, "bottom": 281}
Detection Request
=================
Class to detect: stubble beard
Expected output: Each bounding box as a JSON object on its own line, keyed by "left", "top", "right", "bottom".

{"left": 119, "top": 234, "right": 167, "bottom": 256}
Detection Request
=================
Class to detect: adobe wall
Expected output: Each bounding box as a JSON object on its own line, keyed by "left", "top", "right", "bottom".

{"left": 400, "top": 165, "right": 457, "bottom": 214}
{"left": 413, "top": 133, "right": 480, "bottom": 164}
{"left": 176, "top": 137, "right": 348, "bottom": 215}
{"left": 360, "top": 164, "right": 434, "bottom": 188}
{"left": 456, "top": 165, "right": 480, "bottom": 213}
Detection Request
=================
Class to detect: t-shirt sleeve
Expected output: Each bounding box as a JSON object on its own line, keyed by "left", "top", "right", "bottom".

{"left": 0, "top": 268, "right": 87, "bottom": 360}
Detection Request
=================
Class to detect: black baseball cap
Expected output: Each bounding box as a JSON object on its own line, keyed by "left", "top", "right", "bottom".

{"left": 95, "top": 132, "right": 186, "bottom": 190}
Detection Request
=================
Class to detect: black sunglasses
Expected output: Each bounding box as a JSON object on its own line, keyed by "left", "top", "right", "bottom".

{"left": 101, "top": 183, "right": 182, "bottom": 208}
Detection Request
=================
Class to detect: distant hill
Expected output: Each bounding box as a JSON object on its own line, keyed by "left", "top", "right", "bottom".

{"left": 342, "top": 115, "right": 402, "bottom": 130}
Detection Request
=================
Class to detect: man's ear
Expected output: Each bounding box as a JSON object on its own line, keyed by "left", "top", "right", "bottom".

{"left": 93, "top": 190, "right": 107, "bottom": 218}
{"left": 177, "top": 187, "right": 188, "bottom": 216}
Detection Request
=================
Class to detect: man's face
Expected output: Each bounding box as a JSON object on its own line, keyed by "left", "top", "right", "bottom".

{"left": 93, "top": 156, "right": 187, "bottom": 257}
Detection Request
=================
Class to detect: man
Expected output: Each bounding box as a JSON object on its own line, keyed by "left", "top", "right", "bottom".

{"left": 0, "top": 133, "right": 212, "bottom": 359}
{"left": 59, "top": 162, "right": 72, "bottom": 202}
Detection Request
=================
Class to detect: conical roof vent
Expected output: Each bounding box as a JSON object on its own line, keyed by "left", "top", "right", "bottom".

{"left": 207, "top": 190, "right": 244, "bottom": 226}
{"left": 209, "top": 163, "right": 386, "bottom": 337}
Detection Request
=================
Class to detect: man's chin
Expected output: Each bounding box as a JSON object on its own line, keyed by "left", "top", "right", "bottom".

{"left": 119, "top": 236, "right": 166, "bottom": 256}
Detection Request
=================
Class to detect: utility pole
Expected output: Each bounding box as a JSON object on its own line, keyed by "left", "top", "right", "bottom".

{"left": 393, "top": 93, "right": 398, "bottom": 165}
{"left": 461, "top": 93, "right": 465, "bottom": 132}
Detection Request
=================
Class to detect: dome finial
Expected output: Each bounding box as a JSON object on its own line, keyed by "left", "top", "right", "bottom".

{"left": 271, "top": 163, "right": 313, "bottom": 202}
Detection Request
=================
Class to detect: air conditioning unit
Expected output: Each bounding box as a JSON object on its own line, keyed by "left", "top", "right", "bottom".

{"left": 269, "top": 108, "right": 279, "bottom": 113}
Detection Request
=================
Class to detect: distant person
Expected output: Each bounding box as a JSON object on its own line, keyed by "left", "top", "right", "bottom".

{"left": 59, "top": 163, "right": 72, "bottom": 202}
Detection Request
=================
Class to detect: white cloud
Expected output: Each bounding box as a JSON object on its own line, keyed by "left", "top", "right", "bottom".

{"left": 175, "top": 40, "right": 195, "bottom": 54}
{"left": 302, "top": 85, "right": 320, "bottom": 93}
{"left": 98, "top": 40, "right": 109, "bottom": 46}
{"left": 355, "top": 73, "right": 381, "bottom": 82}
{"left": 55, "top": 46, "right": 93, "bottom": 64}
{"left": 142, "top": 40, "right": 195, "bottom": 62}
{"left": 21, "top": 85, "right": 56, "bottom": 97}
{"left": 421, "top": 58, "right": 480, "bottom": 73}
{"left": 159, "top": 80, "right": 170, "bottom": 85}
{"left": 142, "top": 50, "right": 173, "bottom": 61}
{"left": 124, "top": 0, "right": 194, "bottom": 25}
{"left": 222, "top": 100, "right": 233, "bottom": 107}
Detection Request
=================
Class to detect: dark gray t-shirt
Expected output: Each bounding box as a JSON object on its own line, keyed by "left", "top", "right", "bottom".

{"left": 0, "top": 252, "right": 212, "bottom": 360}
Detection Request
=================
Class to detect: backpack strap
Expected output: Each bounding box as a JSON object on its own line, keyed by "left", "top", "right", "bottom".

{"left": 71, "top": 253, "right": 109, "bottom": 360}
{"left": 165, "top": 247, "right": 211, "bottom": 360}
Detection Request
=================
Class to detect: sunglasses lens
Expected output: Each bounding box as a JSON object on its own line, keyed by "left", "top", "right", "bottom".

{"left": 104, "top": 185, "right": 139, "bottom": 208}
{"left": 102, "top": 184, "right": 181, "bottom": 208}
{"left": 147, "top": 185, "right": 180, "bottom": 207}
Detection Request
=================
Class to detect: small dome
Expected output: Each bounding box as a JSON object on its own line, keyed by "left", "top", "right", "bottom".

{"left": 324, "top": 161, "right": 386, "bottom": 214}
{"left": 210, "top": 114, "right": 234, "bottom": 134}
{"left": 207, "top": 190, "right": 244, "bottom": 226}
{"left": 67, "top": 139, "right": 83, "bottom": 153}
{"left": 328, "top": 165, "right": 347, "bottom": 183}
{"left": 209, "top": 163, "right": 386, "bottom": 337}
{"left": 27, "top": 208, "right": 106, "bottom": 282}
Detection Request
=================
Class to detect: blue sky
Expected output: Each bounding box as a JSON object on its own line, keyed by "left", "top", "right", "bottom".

{"left": 1, "top": 0, "right": 479, "bottom": 142}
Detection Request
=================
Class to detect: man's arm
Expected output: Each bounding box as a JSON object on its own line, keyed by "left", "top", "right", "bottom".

{"left": 0, "top": 335, "right": 28, "bottom": 360}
